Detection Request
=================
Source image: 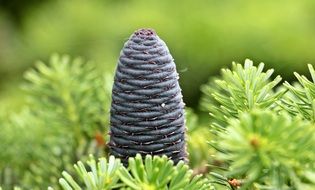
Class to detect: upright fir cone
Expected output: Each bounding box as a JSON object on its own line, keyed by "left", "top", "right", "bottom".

{"left": 109, "top": 28, "right": 187, "bottom": 165}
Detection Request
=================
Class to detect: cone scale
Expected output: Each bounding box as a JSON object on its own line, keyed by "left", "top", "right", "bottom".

{"left": 109, "top": 28, "right": 187, "bottom": 165}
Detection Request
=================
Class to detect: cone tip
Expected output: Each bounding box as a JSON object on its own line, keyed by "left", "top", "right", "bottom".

{"left": 134, "top": 28, "right": 156, "bottom": 36}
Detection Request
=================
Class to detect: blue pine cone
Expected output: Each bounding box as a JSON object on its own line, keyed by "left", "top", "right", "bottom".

{"left": 109, "top": 28, "right": 188, "bottom": 165}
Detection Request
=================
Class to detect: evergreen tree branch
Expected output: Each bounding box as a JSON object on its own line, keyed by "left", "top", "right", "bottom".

{"left": 1, "top": 54, "right": 113, "bottom": 189}
{"left": 200, "top": 59, "right": 284, "bottom": 127}
{"left": 57, "top": 154, "right": 212, "bottom": 190}
{"left": 118, "top": 154, "right": 211, "bottom": 190}
{"left": 215, "top": 110, "right": 315, "bottom": 189}
{"left": 282, "top": 64, "right": 315, "bottom": 122}
{"left": 59, "top": 155, "right": 123, "bottom": 190}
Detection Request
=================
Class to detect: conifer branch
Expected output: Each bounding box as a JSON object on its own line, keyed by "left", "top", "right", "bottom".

{"left": 59, "top": 155, "right": 122, "bottom": 190}
{"left": 201, "top": 59, "right": 283, "bottom": 127}
{"left": 57, "top": 154, "right": 211, "bottom": 190}
{"left": 1, "top": 54, "right": 113, "bottom": 189}
{"left": 282, "top": 64, "right": 315, "bottom": 122}
{"left": 214, "top": 110, "right": 315, "bottom": 189}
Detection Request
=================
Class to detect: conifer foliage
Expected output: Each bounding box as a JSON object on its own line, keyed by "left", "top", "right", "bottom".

{"left": 202, "top": 60, "right": 315, "bottom": 189}
{"left": 217, "top": 110, "right": 315, "bottom": 189}
{"left": 1, "top": 55, "right": 113, "bottom": 189}
{"left": 59, "top": 154, "right": 210, "bottom": 190}
{"left": 201, "top": 59, "right": 283, "bottom": 126}
{"left": 282, "top": 64, "right": 315, "bottom": 121}
{"left": 109, "top": 29, "right": 187, "bottom": 165}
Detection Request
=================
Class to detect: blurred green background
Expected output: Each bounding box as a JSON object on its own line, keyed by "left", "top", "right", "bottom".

{"left": 1, "top": 0, "right": 315, "bottom": 110}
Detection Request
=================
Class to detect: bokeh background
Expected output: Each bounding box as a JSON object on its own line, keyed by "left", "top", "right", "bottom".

{"left": 1, "top": 0, "right": 315, "bottom": 111}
